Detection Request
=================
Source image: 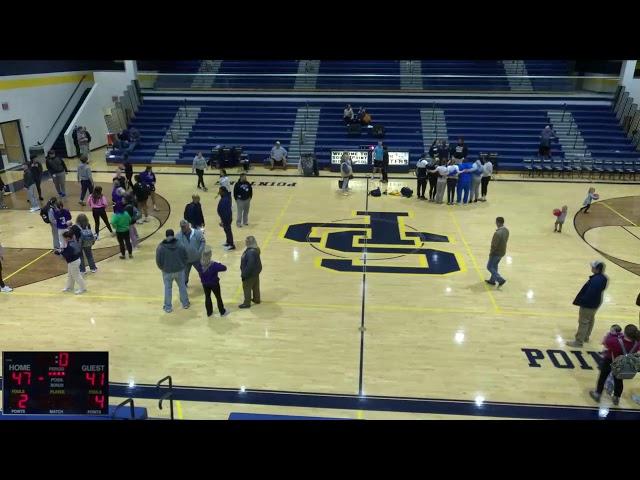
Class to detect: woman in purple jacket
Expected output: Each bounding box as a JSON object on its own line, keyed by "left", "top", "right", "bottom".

{"left": 194, "top": 245, "right": 228, "bottom": 317}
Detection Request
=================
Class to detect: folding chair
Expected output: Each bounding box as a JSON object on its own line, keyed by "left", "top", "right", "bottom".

{"left": 522, "top": 158, "right": 533, "bottom": 177}
{"left": 532, "top": 158, "right": 543, "bottom": 177}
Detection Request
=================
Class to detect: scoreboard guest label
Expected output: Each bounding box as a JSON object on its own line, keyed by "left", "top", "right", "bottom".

{"left": 2, "top": 352, "right": 109, "bottom": 415}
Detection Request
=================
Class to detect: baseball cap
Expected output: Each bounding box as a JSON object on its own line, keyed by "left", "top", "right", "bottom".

{"left": 590, "top": 260, "right": 604, "bottom": 269}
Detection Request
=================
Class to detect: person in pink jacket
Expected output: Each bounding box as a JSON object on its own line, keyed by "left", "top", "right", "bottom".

{"left": 88, "top": 186, "right": 113, "bottom": 239}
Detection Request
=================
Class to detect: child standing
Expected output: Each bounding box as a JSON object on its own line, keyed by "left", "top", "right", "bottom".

{"left": 580, "top": 187, "right": 599, "bottom": 214}
{"left": 70, "top": 213, "right": 97, "bottom": 274}
{"left": 88, "top": 186, "right": 113, "bottom": 239}
{"left": 110, "top": 204, "right": 133, "bottom": 259}
{"left": 140, "top": 166, "right": 159, "bottom": 211}
{"left": 602, "top": 324, "right": 623, "bottom": 395}
{"left": 195, "top": 245, "right": 228, "bottom": 317}
{"left": 53, "top": 200, "right": 72, "bottom": 247}
{"left": 123, "top": 194, "right": 140, "bottom": 249}
{"left": 554, "top": 205, "right": 568, "bottom": 233}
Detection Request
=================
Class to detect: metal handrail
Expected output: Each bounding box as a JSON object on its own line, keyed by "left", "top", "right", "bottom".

{"left": 112, "top": 398, "right": 136, "bottom": 420}
{"left": 157, "top": 375, "right": 175, "bottom": 420}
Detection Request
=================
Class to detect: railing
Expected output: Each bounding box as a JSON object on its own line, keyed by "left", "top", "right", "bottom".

{"left": 37, "top": 74, "right": 87, "bottom": 146}
{"left": 112, "top": 398, "right": 136, "bottom": 420}
{"left": 139, "top": 72, "right": 620, "bottom": 94}
{"left": 157, "top": 375, "right": 175, "bottom": 420}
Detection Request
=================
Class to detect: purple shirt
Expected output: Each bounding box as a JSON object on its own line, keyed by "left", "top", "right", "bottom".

{"left": 194, "top": 261, "right": 227, "bottom": 286}
{"left": 54, "top": 209, "right": 71, "bottom": 230}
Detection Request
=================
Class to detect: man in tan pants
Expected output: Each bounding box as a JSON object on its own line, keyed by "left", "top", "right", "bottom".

{"left": 566, "top": 261, "right": 608, "bottom": 348}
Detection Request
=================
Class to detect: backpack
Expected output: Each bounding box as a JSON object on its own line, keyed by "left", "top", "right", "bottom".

{"left": 40, "top": 202, "right": 53, "bottom": 224}
{"left": 370, "top": 187, "right": 381, "bottom": 197}
{"left": 611, "top": 338, "right": 640, "bottom": 380}
{"left": 401, "top": 187, "right": 413, "bottom": 198}
{"left": 79, "top": 226, "right": 95, "bottom": 248}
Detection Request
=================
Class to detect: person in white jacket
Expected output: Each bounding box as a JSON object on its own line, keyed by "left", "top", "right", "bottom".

{"left": 193, "top": 152, "right": 208, "bottom": 191}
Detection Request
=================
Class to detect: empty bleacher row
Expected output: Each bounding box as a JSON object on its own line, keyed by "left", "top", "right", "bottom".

{"left": 121, "top": 98, "right": 638, "bottom": 171}
{"left": 139, "top": 60, "right": 581, "bottom": 93}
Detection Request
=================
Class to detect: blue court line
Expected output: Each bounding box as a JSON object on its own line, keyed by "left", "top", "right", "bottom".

{"left": 2, "top": 377, "right": 638, "bottom": 419}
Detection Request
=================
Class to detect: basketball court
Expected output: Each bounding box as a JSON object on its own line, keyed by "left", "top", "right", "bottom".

{"left": 1, "top": 149, "right": 640, "bottom": 419}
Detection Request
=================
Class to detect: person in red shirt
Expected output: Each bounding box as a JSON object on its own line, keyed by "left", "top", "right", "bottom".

{"left": 590, "top": 324, "right": 640, "bottom": 405}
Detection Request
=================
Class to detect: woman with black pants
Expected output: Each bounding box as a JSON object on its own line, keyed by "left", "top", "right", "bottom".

{"left": 590, "top": 324, "right": 640, "bottom": 406}
{"left": 88, "top": 186, "right": 113, "bottom": 238}
{"left": 29, "top": 157, "right": 44, "bottom": 201}
{"left": 446, "top": 161, "right": 459, "bottom": 206}
{"left": 427, "top": 158, "right": 438, "bottom": 202}
{"left": 110, "top": 204, "right": 133, "bottom": 259}
{"left": 195, "top": 245, "right": 228, "bottom": 317}
{"left": 415, "top": 155, "right": 428, "bottom": 199}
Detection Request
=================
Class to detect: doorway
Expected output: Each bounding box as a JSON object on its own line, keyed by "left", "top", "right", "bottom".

{"left": 0, "top": 120, "right": 26, "bottom": 171}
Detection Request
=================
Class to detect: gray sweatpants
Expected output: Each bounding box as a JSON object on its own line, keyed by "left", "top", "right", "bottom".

{"left": 470, "top": 176, "right": 482, "bottom": 202}
{"left": 50, "top": 223, "right": 60, "bottom": 249}
{"left": 26, "top": 184, "right": 39, "bottom": 209}
{"left": 51, "top": 172, "right": 66, "bottom": 196}
{"left": 236, "top": 198, "right": 251, "bottom": 226}
{"left": 435, "top": 178, "right": 447, "bottom": 203}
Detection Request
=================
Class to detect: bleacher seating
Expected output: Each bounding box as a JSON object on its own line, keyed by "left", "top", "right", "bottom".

{"left": 122, "top": 97, "right": 639, "bottom": 171}
{"left": 138, "top": 60, "right": 600, "bottom": 93}
{"left": 421, "top": 61, "right": 510, "bottom": 91}
{"left": 214, "top": 60, "right": 298, "bottom": 89}
{"left": 524, "top": 60, "right": 574, "bottom": 92}
{"left": 317, "top": 61, "right": 401, "bottom": 90}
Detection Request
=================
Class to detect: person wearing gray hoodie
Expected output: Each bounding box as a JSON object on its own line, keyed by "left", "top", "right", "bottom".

{"left": 156, "top": 229, "right": 190, "bottom": 313}
{"left": 77, "top": 155, "right": 94, "bottom": 206}
{"left": 192, "top": 152, "right": 208, "bottom": 191}
{"left": 238, "top": 236, "right": 262, "bottom": 309}
{"left": 176, "top": 219, "right": 206, "bottom": 286}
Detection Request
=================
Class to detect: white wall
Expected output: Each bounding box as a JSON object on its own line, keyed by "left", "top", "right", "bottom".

{"left": 0, "top": 72, "right": 94, "bottom": 158}
{"left": 619, "top": 60, "right": 640, "bottom": 103}
{"left": 64, "top": 64, "right": 138, "bottom": 156}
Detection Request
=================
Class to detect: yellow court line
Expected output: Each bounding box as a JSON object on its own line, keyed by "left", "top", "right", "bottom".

{"left": 232, "top": 192, "right": 296, "bottom": 302}
{"left": 447, "top": 212, "right": 500, "bottom": 313}
{"left": 0, "top": 73, "right": 93, "bottom": 91}
{"left": 10, "top": 291, "right": 162, "bottom": 301}
{"left": 176, "top": 401, "right": 184, "bottom": 420}
{"left": 600, "top": 201, "right": 639, "bottom": 227}
{"left": 4, "top": 250, "right": 53, "bottom": 281}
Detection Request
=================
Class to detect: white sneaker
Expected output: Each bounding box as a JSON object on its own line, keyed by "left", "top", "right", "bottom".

{"left": 144, "top": 217, "right": 150, "bottom": 223}
{"left": 62, "top": 288, "right": 71, "bottom": 293}
{"left": 74, "top": 289, "right": 86, "bottom": 295}
{"left": 0, "top": 286, "right": 13, "bottom": 293}
{"left": 90, "top": 269, "right": 98, "bottom": 274}
{"left": 30, "top": 207, "right": 41, "bottom": 213}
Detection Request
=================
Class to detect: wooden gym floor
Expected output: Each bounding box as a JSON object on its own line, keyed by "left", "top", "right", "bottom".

{"left": 1, "top": 149, "right": 640, "bottom": 420}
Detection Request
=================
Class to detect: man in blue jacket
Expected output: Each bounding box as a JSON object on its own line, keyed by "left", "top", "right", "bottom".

{"left": 217, "top": 187, "right": 235, "bottom": 251}
{"left": 566, "top": 260, "right": 608, "bottom": 348}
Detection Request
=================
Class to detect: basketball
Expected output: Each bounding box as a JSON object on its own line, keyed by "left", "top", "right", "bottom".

{"left": 592, "top": 193, "right": 600, "bottom": 200}
{"left": 553, "top": 209, "right": 561, "bottom": 217}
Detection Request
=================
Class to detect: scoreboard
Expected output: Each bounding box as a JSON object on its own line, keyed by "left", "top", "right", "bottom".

{"left": 2, "top": 352, "right": 109, "bottom": 415}
{"left": 330, "top": 150, "right": 410, "bottom": 172}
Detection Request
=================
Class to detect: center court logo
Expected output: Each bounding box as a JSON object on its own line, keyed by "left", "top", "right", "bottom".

{"left": 282, "top": 211, "right": 462, "bottom": 275}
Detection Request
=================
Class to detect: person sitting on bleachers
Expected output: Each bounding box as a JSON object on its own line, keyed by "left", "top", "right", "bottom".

{"left": 343, "top": 104, "right": 354, "bottom": 125}
{"left": 269, "top": 141, "right": 288, "bottom": 170}
{"left": 360, "top": 108, "right": 372, "bottom": 127}
{"left": 116, "top": 129, "right": 138, "bottom": 154}
{"left": 129, "top": 127, "right": 141, "bottom": 143}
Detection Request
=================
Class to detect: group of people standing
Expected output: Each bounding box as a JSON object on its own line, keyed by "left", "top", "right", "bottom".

{"left": 157, "top": 184, "right": 262, "bottom": 316}
{"left": 416, "top": 138, "right": 493, "bottom": 205}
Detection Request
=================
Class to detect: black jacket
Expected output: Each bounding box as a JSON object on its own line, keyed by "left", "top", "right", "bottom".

{"left": 573, "top": 273, "right": 608, "bottom": 309}
{"left": 133, "top": 182, "right": 151, "bottom": 202}
{"left": 184, "top": 202, "right": 205, "bottom": 227}
{"left": 233, "top": 180, "right": 253, "bottom": 201}
{"left": 240, "top": 247, "right": 262, "bottom": 280}
{"left": 450, "top": 143, "right": 468, "bottom": 160}
{"left": 46, "top": 155, "right": 69, "bottom": 174}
